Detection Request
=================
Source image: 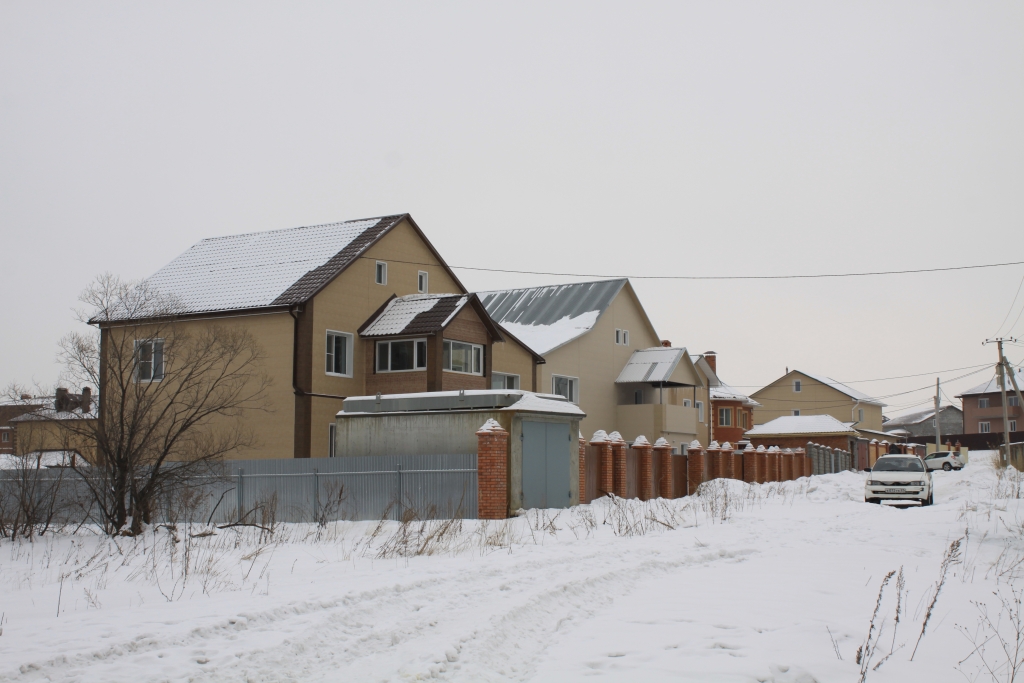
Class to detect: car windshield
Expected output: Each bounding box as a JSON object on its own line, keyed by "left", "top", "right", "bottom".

{"left": 873, "top": 457, "right": 924, "bottom": 472}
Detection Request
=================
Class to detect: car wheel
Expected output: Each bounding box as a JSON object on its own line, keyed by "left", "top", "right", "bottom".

{"left": 943, "top": 463, "right": 952, "bottom": 471}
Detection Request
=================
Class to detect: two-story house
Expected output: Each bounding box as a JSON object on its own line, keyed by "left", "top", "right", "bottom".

{"left": 693, "top": 352, "right": 760, "bottom": 446}
{"left": 100, "top": 214, "right": 539, "bottom": 460}
{"left": 751, "top": 369, "right": 885, "bottom": 432}
{"left": 956, "top": 368, "right": 1024, "bottom": 436}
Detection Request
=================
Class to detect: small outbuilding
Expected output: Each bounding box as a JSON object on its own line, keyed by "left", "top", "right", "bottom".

{"left": 335, "top": 389, "right": 585, "bottom": 513}
{"left": 745, "top": 415, "right": 859, "bottom": 452}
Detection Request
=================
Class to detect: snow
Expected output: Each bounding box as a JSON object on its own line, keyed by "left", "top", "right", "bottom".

{"left": 709, "top": 381, "right": 760, "bottom": 406}
{"left": 631, "top": 435, "right": 650, "bottom": 447}
{"left": 360, "top": 294, "right": 468, "bottom": 336}
{"left": 477, "top": 418, "right": 504, "bottom": 432}
{"left": 502, "top": 392, "right": 586, "bottom": 416}
{"left": 0, "top": 451, "right": 80, "bottom": 469}
{"left": 496, "top": 309, "right": 602, "bottom": 356}
{"left": 746, "top": 414, "right": 857, "bottom": 436}
{"left": 591, "top": 429, "right": 610, "bottom": 443}
{"left": 4, "top": 452, "right": 1024, "bottom": 682}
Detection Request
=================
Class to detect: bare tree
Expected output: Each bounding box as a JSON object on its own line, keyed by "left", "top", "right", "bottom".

{"left": 55, "top": 273, "right": 271, "bottom": 535}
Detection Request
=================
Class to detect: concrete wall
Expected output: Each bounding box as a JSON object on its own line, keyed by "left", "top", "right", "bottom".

{"left": 752, "top": 371, "right": 884, "bottom": 431}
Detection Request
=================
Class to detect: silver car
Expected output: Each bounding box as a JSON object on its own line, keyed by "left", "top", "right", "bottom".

{"left": 923, "top": 451, "right": 963, "bottom": 472}
{"left": 865, "top": 455, "right": 933, "bottom": 506}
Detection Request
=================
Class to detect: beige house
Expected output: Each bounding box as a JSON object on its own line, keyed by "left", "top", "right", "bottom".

{"left": 479, "top": 279, "right": 705, "bottom": 452}
{"left": 751, "top": 369, "right": 885, "bottom": 432}
{"left": 102, "top": 214, "right": 540, "bottom": 460}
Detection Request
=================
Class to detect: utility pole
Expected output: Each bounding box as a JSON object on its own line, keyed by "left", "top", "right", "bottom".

{"left": 985, "top": 338, "right": 1018, "bottom": 466}
{"left": 934, "top": 377, "right": 941, "bottom": 451}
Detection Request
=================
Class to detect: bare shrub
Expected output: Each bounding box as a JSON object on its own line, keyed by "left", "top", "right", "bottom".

{"left": 956, "top": 586, "right": 1024, "bottom": 682}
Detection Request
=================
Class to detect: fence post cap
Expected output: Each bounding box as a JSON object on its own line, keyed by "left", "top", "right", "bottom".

{"left": 477, "top": 418, "right": 507, "bottom": 434}
{"left": 756, "top": 445, "right": 766, "bottom": 452}
{"left": 590, "top": 429, "right": 610, "bottom": 443}
{"left": 631, "top": 435, "right": 650, "bottom": 448}
{"left": 708, "top": 440, "right": 720, "bottom": 449}
{"left": 608, "top": 431, "right": 625, "bottom": 443}
{"left": 654, "top": 437, "right": 671, "bottom": 447}
{"left": 720, "top": 441, "right": 732, "bottom": 451}
{"left": 689, "top": 439, "right": 702, "bottom": 450}
{"left": 743, "top": 443, "right": 755, "bottom": 451}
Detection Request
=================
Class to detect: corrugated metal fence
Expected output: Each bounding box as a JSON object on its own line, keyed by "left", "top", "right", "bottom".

{"left": 0, "top": 454, "right": 477, "bottom": 526}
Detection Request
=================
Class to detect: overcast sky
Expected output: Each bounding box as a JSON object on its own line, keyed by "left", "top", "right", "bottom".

{"left": 2, "top": 2, "right": 1022, "bottom": 415}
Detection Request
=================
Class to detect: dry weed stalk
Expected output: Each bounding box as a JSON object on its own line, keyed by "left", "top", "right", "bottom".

{"left": 911, "top": 537, "right": 963, "bottom": 660}
{"left": 956, "top": 586, "right": 1024, "bottom": 682}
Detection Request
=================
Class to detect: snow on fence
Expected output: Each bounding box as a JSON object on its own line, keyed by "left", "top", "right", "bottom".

{"left": 0, "top": 454, "right": 478, "bottom": 527}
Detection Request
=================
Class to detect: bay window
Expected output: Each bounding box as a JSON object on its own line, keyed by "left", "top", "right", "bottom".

{"left": 376, "top": 339, "right": 427, "bottom": 372}
{"left": 443, "top": 340, "right": 483, "bottom": 375}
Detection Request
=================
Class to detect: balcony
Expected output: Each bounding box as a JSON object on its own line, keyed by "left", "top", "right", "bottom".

{"left": 616, "top": 403, "right": 698, "bottom": 441}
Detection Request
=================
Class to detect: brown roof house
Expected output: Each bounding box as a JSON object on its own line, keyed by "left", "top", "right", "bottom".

{"left": 745, "top": 414, "right": 859, "bottom": 452}
{"left": 693, "top": 352, "right": 760, "bottom": 448}
{"left": 956, "top": 368, "right": 1024, "bottom": 436}
{"left": 92, "top": 214, "right": 541, "bottom": 460}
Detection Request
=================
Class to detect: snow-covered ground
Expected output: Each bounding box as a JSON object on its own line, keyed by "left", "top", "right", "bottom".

{"left": 3, "top": 451, "right": 1024, "bottom": 682}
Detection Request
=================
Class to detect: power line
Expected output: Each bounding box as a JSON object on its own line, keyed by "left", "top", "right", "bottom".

{"left": 360, "top": 255, "right": 1024, "bottom": 281}
{"left": 721, "top": 363, "right": 992, "bottom": 389}
{"left": 995, "top": 270, "right": 1024, "bottom": 337}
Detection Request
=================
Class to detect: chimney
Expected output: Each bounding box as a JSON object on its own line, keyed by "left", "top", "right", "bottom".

{"left": 704, "top": 351, "right": 717, "bottom": 374}
{"left": 20, "top": 394, "right": 31, "bottom": 401}
{"left": 661, "top": 339, "right": 672, "bottom": 348}
{"left": 81, "top": 387, "right": 92, "bottom": 413}
{"left": 55, "top": 387, "right": 69, "bottom": 412}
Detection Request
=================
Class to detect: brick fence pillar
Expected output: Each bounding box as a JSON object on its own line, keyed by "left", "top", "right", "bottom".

{"left": 654, "top": 437, "right": 673, "bottom": 499}
{"left": 707, "top": 441, "right": 722, "bottom": 480}
{"left": 609, "top": 431, "right": 628, "bottom": 498}
{"left": 590, "top": 430, "right": 612, "bottom": 497}
{"left": 794, "top": 447, "right": 808, "bottom": 478}
{"left": 755, "top": 445, "right": 767, "bottom": 483}
{"left": 578, "top": 434, "right": 587, "bottom": 503}
{"left": 767, "top": 446, "right": 779, "bottom": 482}
{"left": 476, "top": 419, "right": 509, "bottom": 519}
{"left": 633, "top": 436, "right": 653, "bottom": 501}
{"left": 720, "top": 442, "right": 734, "bottom": 479}
{"left": 687, "top": 440, "right": 705, "bottom": 495}
{"left": 742, "top": 443, "right": 756, "bottom": 483}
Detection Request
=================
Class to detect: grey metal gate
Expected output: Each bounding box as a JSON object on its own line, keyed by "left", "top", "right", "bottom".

{"left": 522, "top": 421, "right": 571, "bottom": 509}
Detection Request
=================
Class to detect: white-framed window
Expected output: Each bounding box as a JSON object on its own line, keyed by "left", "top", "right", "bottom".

{"left": 492, "top": 372, "right": 519, "bottom": 390}
{"left": 719, "top": 407, "right": 732, "bottom": 426}
{"left": 375, "top": 261, "right": 387, "bottom": 285}
{"left": 328, "top": 423, "right": 336, "bottom": 458}
{"left": 552, "top": 375, "right": 579, "bottom": 404}
{"left": 443, "top": 340, "right": 484, "bottom": 375}
{"left": 858, "top": 408, "right": 864, "bottom": 422}
{"left": 376, "top": 339, "right": 427, "bottom": 372}
{"left": 614, "top": 329, "right": 630, "bottom": 345}
{"left": 979, "top": 421, "right": 991, "bottom": 433}
{"left": 979, "top": 398, "right": 990, "bottom": 409}
{"left": 683, "top": 399, "right": 692, "bottom": 408}
{"left": 135, "top": 339, "right": 165, "bottom": 382}
{"left": 615, "top": 329, "right": 622, "bottom": 344}
{"left": 417, "top": 271, "right": 428, "bottom": 293}
{"left": 696, "top": 401, "right": 704, "bottom": 422}
{"left": 793, "top": 379, "right": 802, "bottom": 393}
{"left": 325, "top": 330, "right": 353, "bottom": 377}
{"left": 793, "top": 409, "right": 801, "bottom": 416}
{"left": 623, "top": 330, "right": 629, "bottom": 346}
{"left": 741, "top": 411, "right": 748, "bottom": 429}
{"left": 1011, "top": 420, "right": 1018, "bottom": 432}
{"left": 1010, "top": 396, "right": 1020, "bottom": 408}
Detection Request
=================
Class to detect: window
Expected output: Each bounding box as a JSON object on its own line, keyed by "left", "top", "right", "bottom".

{"left": 417, "top": 271, "right": 428, "bottom": 293}
{"left": 443, "top": 340, "right": 484, "bottom": 375}
{"left": 552, "top": 375, "right": 579, "bottom": 403}
{"left": 793, "top": 409, "right": 801, "bottom": 416}
{"left": 376, "top": 339, "right": 427, "bottom": 372}
{"left": 328, "top": 423, "right": 336, "bottom": 458}
{"left": 325, "top": 331, "right": 353, "bottom": 377}
{"left": 492, "top": 372, "right": 519, "bottom": 390}
{"left": 719, "top": 408, "right": 732, "bottom": 427}
{"left": 634, "top": 390, "right": 643, "bottom": 405}
{"left": 979, "top": 422, "right": 991, "bottom": 433}
{"left": 1010, "top": 396, "right": 1020, "bottom": 408}
{"left": 135, "top": 339, "right": 164, "bottom": 382}
{"left": 858, "top": 408, "right": 864, "bottom": 422}
{"left": 1, "top": 431, "right": 8, "bottom": 443}
{"left": 696, "top": 401, "right": 705, "bottom": 423}
{"left": 375, "top": 261, "right": 387, "bottom": 285}
{"left": 741, "top": 411, "right": 748, "bottom": 429}
{"left": 793, "top": 380, "right": 802, "bottom": 393}
{"left": 623, "top": 330, "right": 629, "bottom": 346}
{"left": 1011, "top": 420, "right": 1018, "bottom": 432}
{"left": 683, "top": 399, "right": 692, "bottom": 408}
{"left": 979, "top": 398, "right": 990, "bottom": 409}
{"left": 615, "top": 329, "right": 621, "bottom": 344}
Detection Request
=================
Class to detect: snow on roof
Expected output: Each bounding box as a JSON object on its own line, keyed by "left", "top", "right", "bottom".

{"left": 883, "top": 405, "right": 962, "bottom": 428}
{"left": 340, "top": 389, "right": 586, "bottom": 417}
{"left": 957, "top": 368, "right": 1024, "bottom": 397}
{"left": 745, "top": 415, "right": 857, "bottom": 436}
{"left": 615, "top": 347, "right": 686, "bottom": 383}
{"left": 478, "top": 279, "right": 626, "bottom": 355}
{"left": 790, "top": 370, "right": 886, "bottom": 407}
{"left": 501, "top": 392, "right": 586, "bottom": 417}
{"left": 115, "top": 215, "right": 406, "bottom": 317}
{"left": 360, "top": 294, "right": 468, "bottom": 337}
{"left": 710, "top": 382, "right": 760, "bottom": 407}
{"left": 0, "top": 451, "right": 83, "bottom": 469}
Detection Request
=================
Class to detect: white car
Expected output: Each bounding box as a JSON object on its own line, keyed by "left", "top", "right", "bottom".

{"left": 865, "top": 454, "right": 934, "bottom": 506}
{"left": 923, "top": 451, "right": 963, "bottom": 472}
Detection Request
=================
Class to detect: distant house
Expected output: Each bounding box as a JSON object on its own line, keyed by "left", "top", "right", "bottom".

{"left": 883, "top": 405, "right": 963, "bottom": 440}
{"left": 956, "top": 369, "right": 1024, "bottom": 435}
{"left": 693, "top": 352, "right": 759, "bottom": 447}
{"left": 751, "top": 369, "right": 886, "bottom": 432}
{"left": 0, "top": 395, "right": 50, "bottom": 456}
{"left": 478, "top": 280, "right": 705, "bottom": 452}
{"left": 745, "top": 414, "right": 859, "bottom": 452}
{"left": 6, "top": 388, "right": 97, "bottom": 463}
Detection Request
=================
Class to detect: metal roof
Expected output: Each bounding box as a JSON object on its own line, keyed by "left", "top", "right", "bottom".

{"left": 957, "top": 368, "right": 1024, "bottom": 397}
{"left": 477, "top": 279, "right": 626, "bottom": 355}
{"left": 760, "top": 369, "right": 886, "bottom": 407}
{"left": 883, "top": 405, "right": 962, "bottom": 427}
{"left": 360, "top": 294, "right": 468, "bottom": 338}
{"left": 616, "top": 347, "right": 686, "bottom": 383}
{"left": 98, "top": 215, "right": 406, "bottom": 319}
